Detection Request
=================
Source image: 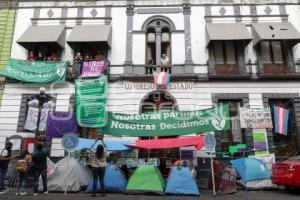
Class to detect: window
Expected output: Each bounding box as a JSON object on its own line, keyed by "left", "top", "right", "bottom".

{"left": 218, "top": 100, "right": 245, "bottom": 152}
{"left": 145, "top": 18, "right": 172, "bottom": 71}
{"left": 213, "top": 41, "right": 237, "bottom": 65}
{"left": 260, "top": 41, "right": 284, "bottom": 64}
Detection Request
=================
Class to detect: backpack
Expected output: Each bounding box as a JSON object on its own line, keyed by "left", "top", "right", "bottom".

{"left": 16, "top": 159, "right": 28, "bottom": 172}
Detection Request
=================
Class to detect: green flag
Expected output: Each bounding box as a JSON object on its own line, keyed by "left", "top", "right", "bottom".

{"left": 75, "top": 76, "right": 108, "bottom": 128}
{"left": 101, "top": 104, "right": 230, "bottom": 137}
{"left": 0, "top": 59, "right": 68, "bottom": 83}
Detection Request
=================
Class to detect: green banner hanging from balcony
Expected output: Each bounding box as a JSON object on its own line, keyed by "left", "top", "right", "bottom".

{"left": 101, "top": 104, "right": 230, "bottom": 137}
{"left": 75, "top": 76, "right": 108, "bottom": 128}
{"left": 0, "top": 59, "right": 68, "bottom": 83}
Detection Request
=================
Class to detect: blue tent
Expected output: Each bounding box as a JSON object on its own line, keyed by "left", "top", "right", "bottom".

{"left": 86, "top": 165, "right": 127, "bottom": 193}
{"left": 75, "top": 138, "right": 131, "bottom": 151}
{"left": 231, "top": 158, "right": 270, "bottom": 182}
{"left": 165, "top": 167, "right": 200, "bottom": 196}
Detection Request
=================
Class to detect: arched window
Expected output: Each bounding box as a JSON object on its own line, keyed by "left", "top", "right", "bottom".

{"left": 143, "top": 16, "right": 175, "bottom": 74}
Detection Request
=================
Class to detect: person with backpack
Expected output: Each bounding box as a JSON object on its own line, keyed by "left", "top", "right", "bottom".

{"left": 15, "top": 150, "right": 31, "bottom": 196}
{"left": 32, "top": 143, "right": 49, "bottom": 196}
{"left": 90, "top": 139, "right": 107, "bottom": 197}
{"left": 0, "top": 142, "right": 13, "bottom": 194}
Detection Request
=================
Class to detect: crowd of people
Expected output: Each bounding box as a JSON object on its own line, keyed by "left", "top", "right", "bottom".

{"left": 0, "top": 139, "right": 107, "bottom": 197}
{"left": 27, "top": 51, "right": 58, "bottom": 61}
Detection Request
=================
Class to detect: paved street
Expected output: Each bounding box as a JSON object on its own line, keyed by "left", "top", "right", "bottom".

{"left": 0, "top": 190, "right": 299, "bottom": 200}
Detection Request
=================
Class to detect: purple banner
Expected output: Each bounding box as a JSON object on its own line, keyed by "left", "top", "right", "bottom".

{"left": 81, "top": 60, "right": 107, "bottom": 77}
{"left": 46, "top": 112, "right": 79, "bottom": 138}
{"left": 254, "top": 142, "right": 267, "bottom": 150}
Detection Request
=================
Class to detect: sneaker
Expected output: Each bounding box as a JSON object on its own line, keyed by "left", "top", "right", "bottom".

{"left": 44, "top": 191, "right": 49, "bottom": 194}
{"left": 33, "top": 193, "right": 38, "bottom": 197}
{"left": 15, "top": 192, "right": 20, "bottom": 196}
{"left": 20, "top": 192, "right": 27, "bottom": 196}
{"left": 0, "top": 191, "right": 6, "bottom": 195}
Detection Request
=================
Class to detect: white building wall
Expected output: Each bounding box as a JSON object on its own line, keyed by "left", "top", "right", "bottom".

{"left": 190, "top": 6, "right": 207, "bottom": 65}
{"left": 171, "top": 33, "right": 185, "bottom": 64}
{"left": 133, "top": 12, "right": 184, "bottom": 31}
{"left": 11, "top": 9, "right": 33, "bottom": 60}
{"left": 132, "top": 34, "right": 146, "bottom": 65}
{"left": 109, "top": 7, "right": 127, "bottom": 65}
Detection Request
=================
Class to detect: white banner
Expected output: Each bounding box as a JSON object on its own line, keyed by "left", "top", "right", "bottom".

{"left": 239, "top": 107, "right": 273, "bottom": 129}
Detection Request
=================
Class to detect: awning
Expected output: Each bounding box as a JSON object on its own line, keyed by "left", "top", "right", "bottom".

{"left": 17, "top": 25, "right": 66, "bottom": 49}
{"left": 128, "top": 136, "right": 205, "bottom": 150}
{"left": 206, "top": 23, "right": 252, "bottom": 47}
{"left": 67, "top": 25, "right": 112, "bottom": 48}
{"left": 252, "top": 22, "right": 300, "bottom": 46}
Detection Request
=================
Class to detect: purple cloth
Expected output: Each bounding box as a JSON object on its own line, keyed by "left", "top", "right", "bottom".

{"left": 254, "top": 142, "right": 267, "bottom": 150}
{"left": 46, "top": 112, "right": 79, "bottom": 138}
{"left": 81, "top": 60, "right": 107, "bottom": 77}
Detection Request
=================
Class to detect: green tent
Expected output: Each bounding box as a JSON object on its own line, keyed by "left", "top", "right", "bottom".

{"left": 126, "top": 166, "right": 165, "bottom": 195}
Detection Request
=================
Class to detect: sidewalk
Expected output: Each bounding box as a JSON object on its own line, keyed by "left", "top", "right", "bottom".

{"left": 0, "top": 190, "right": 299, "bottom": 200}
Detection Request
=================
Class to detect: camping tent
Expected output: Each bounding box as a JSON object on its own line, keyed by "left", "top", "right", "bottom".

{"left": 126, "top": 166, "right": 165, "bottom": 195}
{"left": 165, "top": 167, "right": 200, "bottom": 196}
{"left": 230, "top": 158, "right": 270, "bottom": 182}
{"left": 41, "top": 157, "right": 92, "bottom": 192}
{"left": 85, "top": 165, "right": 127, "bottom": 193}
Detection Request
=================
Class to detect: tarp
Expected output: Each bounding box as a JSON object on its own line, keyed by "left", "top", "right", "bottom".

{"left": 46, "top": 112, "right": 79, "bottom": 138}
{"left": 0, "top": 59, "right": 67, "bottom": 83}
{"left": 85, "top": 165, "right": 127, "bottom": 193}
{"left": 39, "top": 157, "right": 91, "bottom": 192}
{"left": 101, "top": 104, "right": 230, "bottom": 137}
{"left": 165, "top": 167, "right": 200, "bottom": 196}
{"left": 129, "top": 136, "right": 205, "bottom": 150}
{"left": 231, "top": 158, "right": 270, "bottom": 182}
{"left": 75, "top": 138, "right": 131, "bottom": 151}
{"left": 75, "top": 76, "right": 108, "bottom": 128}
{"left": 126, "top": 166, "right": 165, "bottom": 195}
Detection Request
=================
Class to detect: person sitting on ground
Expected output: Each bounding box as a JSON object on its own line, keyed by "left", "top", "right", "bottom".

{"left": 47, "top": 53, "right": 58, "bottom": 61}
{"left": 0, "top": 142, "right": 13, "bottom": 194}
{"left": 27, "top": 51, "right": 36, "bottom": 61}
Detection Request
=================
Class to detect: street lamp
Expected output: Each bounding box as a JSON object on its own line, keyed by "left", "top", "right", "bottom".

{"left": 28, "top": 87, "right": 55, "bottom": 141}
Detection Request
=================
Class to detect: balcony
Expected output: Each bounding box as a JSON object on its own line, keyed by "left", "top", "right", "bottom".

{"left": 257, "top": 59, "right": 300, "bottom": 79}
{"left": 145, "top": 65, "right": 172, "bottom": 75}
{"left": 208, "top": 61, "right": 251, "bottom": 79}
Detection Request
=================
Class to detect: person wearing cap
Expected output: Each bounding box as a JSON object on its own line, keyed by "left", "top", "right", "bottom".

{"left": 0, "top": 142, "right": 13, "bottom": 194}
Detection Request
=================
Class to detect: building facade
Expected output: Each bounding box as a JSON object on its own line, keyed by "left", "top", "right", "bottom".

{"left": 0, "top": 1, "right": 16, "bottom": 108}
{"left": 0, "top": 0, "right": 300, "bottom": 161}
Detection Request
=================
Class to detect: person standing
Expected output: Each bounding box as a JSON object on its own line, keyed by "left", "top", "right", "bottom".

{"left": 15, "top": 150, "right": 32, "bottom": 196}
{"left": 90, "top": 139, "right": 107, "bottom": 197}
{"left": 32, "top": 143, "right": 49, "bottom": 196}
{"left": 0, "top": 142, "right": 13, "bottom": 194}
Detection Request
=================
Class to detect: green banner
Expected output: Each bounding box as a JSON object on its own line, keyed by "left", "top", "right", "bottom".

{"left": 101, "top": 104, "right": 230, "bottom": 137}
{"left": 0, "top": 59, "right": 68, "bottom": 83}
{"left": 75, "top": 76, "right": 108, "bottom": 128}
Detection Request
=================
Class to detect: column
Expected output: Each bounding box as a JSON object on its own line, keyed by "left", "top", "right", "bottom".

{"left": 183, "top": 2, "right": 193, "bottom": 73}
{"left": 155, "top": 30, "right": 161, "bottom": 66}
{"left": 124, "top": 1, "right": 134, "bottom": 74}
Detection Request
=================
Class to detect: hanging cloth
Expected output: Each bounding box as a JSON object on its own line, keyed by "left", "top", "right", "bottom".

{"left": 273, "top": 106, "right": 289, "bottom": 135}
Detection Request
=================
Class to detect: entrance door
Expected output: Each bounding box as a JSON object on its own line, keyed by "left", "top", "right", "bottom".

{"left": 139, "top": 90, "right": 179, "bottom": 175}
